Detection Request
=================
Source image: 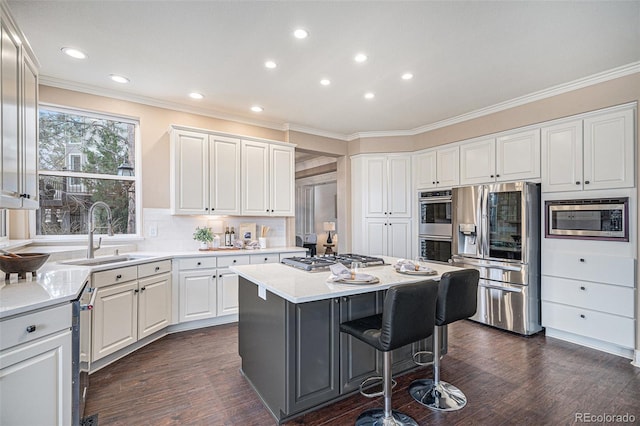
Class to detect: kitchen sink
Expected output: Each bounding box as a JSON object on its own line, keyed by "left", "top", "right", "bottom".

{"left": 61, "top": 254, "right": 153, "bottom": 266}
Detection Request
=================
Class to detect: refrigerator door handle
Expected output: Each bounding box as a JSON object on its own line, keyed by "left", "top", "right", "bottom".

{"left": 479, "top": 282, "right": 523, "bottom": 293}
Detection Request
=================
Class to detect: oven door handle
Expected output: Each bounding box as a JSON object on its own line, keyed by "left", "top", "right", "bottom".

{"left": 419, "top": 235, "right": 452, "bottom": 241}
{"left": 420, "top": 197, "right": 452, "bottom": 203}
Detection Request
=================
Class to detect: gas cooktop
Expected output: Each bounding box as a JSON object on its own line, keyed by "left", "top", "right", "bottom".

{"left": 281, "top": 253, "right": 385, "bottom": 271}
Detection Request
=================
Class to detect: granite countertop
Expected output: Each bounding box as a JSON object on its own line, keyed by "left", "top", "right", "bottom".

{"left": 230, "top": 257, "right": 462, "bottom": 304}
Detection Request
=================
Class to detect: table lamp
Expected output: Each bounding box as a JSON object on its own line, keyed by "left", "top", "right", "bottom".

{"left": 323, "top": 222, "right": 336, "bottom": 244}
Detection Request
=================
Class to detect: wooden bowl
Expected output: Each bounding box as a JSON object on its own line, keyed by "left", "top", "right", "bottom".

{"left": 0, "top": 253, "right": 50, "bottom": 276}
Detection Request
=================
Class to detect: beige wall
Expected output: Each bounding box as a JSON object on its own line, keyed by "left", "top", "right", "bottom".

{"left": 39, "top": 86, "right": 287, "bottom": 209}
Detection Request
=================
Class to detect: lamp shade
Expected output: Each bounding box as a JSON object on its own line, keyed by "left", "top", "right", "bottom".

{"left": 323, "top": 222, "right": 336, "bottom": 232}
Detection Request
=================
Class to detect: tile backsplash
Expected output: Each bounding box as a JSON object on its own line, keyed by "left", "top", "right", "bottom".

{"left": 137, "top": 208, "right": 287, "bottom": 252}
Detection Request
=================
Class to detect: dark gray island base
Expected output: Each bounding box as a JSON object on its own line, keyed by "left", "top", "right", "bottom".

{"left": 238, "top": 277, "right": 447, "bottom": 423}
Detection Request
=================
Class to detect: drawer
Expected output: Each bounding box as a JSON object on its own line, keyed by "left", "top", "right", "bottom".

{"left": 138, "top": 259, "right": 172, "bottom": 278}
{"left": 93, "top": 265, "right": 138, "bottom": 288}
{"left": 542, "top": 251, "right": 635, "bottom": 287}
{"left": 1, "top": 303, "right": 72, "bottom": 350}
{"left": 177, "top": 257, "right": 217, "bottom": 270}
{"left": 542, "top": 301, "right": 634, "bottom": 348}
{"left": 250, "top": 254, "right": 279, "bottom": 264}
{"left": 542, "top": 276, "right": 634, "bottom": 318}
{"left": 217, "top": 255, "right": 250, "bottom": 268}
{"left": 280, "top": 251, "right": 306, "bottom": 260}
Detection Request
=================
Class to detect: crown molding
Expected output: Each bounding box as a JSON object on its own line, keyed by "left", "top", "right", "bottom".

{"left": 38, "top": 76, "right": 288, "bottom": 133}
{"left": 40, "top": 61, "right": 639, "bottom": 142}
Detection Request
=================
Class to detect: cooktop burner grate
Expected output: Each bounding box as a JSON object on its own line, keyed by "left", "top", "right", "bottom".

{"left": 280, "top": 253, "right": 385, "bottom": 271}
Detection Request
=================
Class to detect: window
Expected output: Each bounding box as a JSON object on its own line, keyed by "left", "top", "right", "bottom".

{"left": 37, "top": 107, "right": 138, "bottom": 236}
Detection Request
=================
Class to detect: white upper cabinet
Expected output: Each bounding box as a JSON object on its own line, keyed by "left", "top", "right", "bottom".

{"left": 241, "top": 140, "right": 294, "bottom": 216}
{"left": 460, "top": 129, "right": 540, "bottom": 185}
{"left": 542, "top": 108, "right": 634, "bottom": 192}
{"left": 209, "top": 135, "right": 241, "bottom": 215}
{"left": 171, "top": 129, "right": 209, "bottom": 214}
{"left": 362, "top": 155, "right": 411, "bottom": 218}
{"left": 414, "top": 146, "right": 459, "bottom": 189}
{"left": 1, "top": 13, "right": 39, "bottom": 209}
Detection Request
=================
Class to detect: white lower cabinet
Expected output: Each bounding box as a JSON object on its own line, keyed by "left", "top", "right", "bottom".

{"left": 0, "top": 304, "right": 72, "bottom": 426}
{"left": 217, "top": 271, "right": 239, "bottom": 316}
{"left": 91, "top": 260, "right": 172, "bottom": 362}
{"left": 179, "top": 269, "right": 217, "bottom": 322}
{"left": 541, "top": 250, "right": 636, "bottom": 353}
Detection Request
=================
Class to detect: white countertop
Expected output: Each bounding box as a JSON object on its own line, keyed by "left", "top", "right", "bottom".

{"left": 0, "top": 263, "right": 90, "bottom": 319}
{"left": 231, "top": 257, "right": 462, "bottom": 303}
{"left": 0, "top": 246, "right": 306, "bottom": 319}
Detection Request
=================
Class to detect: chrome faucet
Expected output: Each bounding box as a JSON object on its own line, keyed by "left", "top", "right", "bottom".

{"left": 87, "top": 201, "right": 114, "bottom": 258}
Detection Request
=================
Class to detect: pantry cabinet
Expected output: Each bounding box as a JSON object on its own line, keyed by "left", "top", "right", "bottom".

{"left": 170, "top": 129, "right": 241, "bottom": 215}
{"left": 364, "top": 218, "right": 411, "bottom": 258}
{"left": 0, "top": 9, "right": 39, "bottom": 209}
{"left": 459, "top": 129, "right": 540, "bottom": 185}
{"left": 360, "top": 155, "right": 411, "bottom": 218}
{"left": 241, "top": 140, "right": 295, "bottom": 216}
{"left": 414, "top": 146, "right": 459, "bottom": 189}
{"left": 541, "top": 108, "right": 634, "bottom": 192}
{"left": 0, "top": 303, "right": 72, "bottom": 426}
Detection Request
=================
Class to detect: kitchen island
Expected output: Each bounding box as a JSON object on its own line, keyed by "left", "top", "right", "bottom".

{"left": 231, "top": 258, "right": 461, "bottom": 423}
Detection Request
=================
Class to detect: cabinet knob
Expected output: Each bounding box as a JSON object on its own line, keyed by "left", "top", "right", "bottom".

{"left": 584, "top": 180, "right": 590, "bottom": 184}
{"left": 233, "top": 259, "right": 237, "bottom": 263}
{"left": 116, "top": 274, "right": 122, "bottom": 279}
{"left": 580, "top": 286, "right": 586, "bottom": 291}
{"left": 436, "top": 181, "right": 440, "bottom": 184}
{"left": 205, "top": 208, "right": 209, "bottom": 211}
{"left": 26, "top": 325, "right": 36, "bottom": 333}
{"left": 496, "top": 174, "right": 500, "bottom": 178}
{"left": 271, "top": 209, "right": 274, "bottom": 213}
{"left": 334, "top": 298, "right": 339, "bottom": 304}
{"left": 389, "top": 212, "right": 392, "bottom": 215}
{"left": 197, "top": 262, "right": 201, "bottom": 266}
{"left": 218, "top": 275, "right": 222, "bottom": 278}
{"left": 576, "top": 181, "right": 581, "bottom": 185}
{"left": 134, "top": 289, "right": 139, "bottom": 294}
{"left": 580, "top": 314, "right": 585, "bottom": 319}
{"left": 579, "top": 258, "right": 585, "bottom": 263}
{"left": 490, "top": 175, "right": 494, "bottom": 178}
{"left": 266, "top": 209, "right": 269, "bottom": 212}
{"left": 432, "top": 181, "right": 436, "bottom": 185}
{"left": 342, "top": 296, "right": 348, "bottom": 302}
{"left": 155, "top": 266, "right": 160, "bottom": 272}
{"left": 141, "top": 287, "right": 146, "bottom": 292}
{"left": 264, "top": 257, "right": 268, "bottom": 262}
{"left": 212, "top": 208, "right": 215, "bottom": 211}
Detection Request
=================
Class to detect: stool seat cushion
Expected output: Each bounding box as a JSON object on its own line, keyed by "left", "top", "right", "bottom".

{"left": 340, "top": 281, "right": 439, "bottom": 352}
{"left": 435, "top": 269, "right": 480, "bottom": 326}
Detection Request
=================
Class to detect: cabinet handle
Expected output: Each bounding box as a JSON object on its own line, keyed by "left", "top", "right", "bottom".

{"left": 342, "top": 296, "right": 348, "bottom": 302}
{"left": 579, "top": 258, "right": 585, "bottom": 263}
{"left": 116, "top": 274, "right": 122, "bottom": 280}
{"left": 140, "top": 287, "right": 146, "bottom": 292}
{"left": 580, "top": 314, "right": 585, "bottom": 319}
{"left": 26, "top": 325, "right": 36, "bottom": 333}
{"left": 580, "top": 286, "right": 586, "bottom": 291}
{"left": 584, "top": 180, "right": 590, "bottom": 184}
{"left": 334, "top": 298, "right": 339, "bottom": 304}
{"left": 155, "top": 266, "right": 160, "bottom": 272}
{"left": 576, "top": 181, "right": 581, "bottom": 185}
{"left": 134, "top": 289, "right": 139, "bottom": 294}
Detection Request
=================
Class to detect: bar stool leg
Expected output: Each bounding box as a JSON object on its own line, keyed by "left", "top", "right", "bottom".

{"left": 356, "top": 351, "right": 418, "bottom": 426}
{"left": 408, "top": 326, "right": 468, "bottom": 411}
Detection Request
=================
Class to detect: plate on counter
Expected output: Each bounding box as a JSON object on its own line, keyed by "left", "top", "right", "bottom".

{"left": 333, "top": 277, "right": 380, "bottom": 285}
{"left": 394, "top": 267, "right": 437, "bottom": 276}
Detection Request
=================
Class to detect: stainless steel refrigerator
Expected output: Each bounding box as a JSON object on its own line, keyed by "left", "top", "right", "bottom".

{"left": 452, "top": 182, "right": 542, "bottom": 335}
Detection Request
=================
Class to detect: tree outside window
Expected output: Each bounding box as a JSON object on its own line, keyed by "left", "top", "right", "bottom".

{"left": 37, "top": 108, "right": 137, "bottom": 236}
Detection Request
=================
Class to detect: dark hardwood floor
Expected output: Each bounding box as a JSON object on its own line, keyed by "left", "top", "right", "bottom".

{"left": 85, "top": 320, "right": 640, "bottom": 425}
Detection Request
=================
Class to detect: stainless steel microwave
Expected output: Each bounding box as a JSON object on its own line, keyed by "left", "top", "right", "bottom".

{"left": 545, "top": 198, "right": 628, "bottom": 241}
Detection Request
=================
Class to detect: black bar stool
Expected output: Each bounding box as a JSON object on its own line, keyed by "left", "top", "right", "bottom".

{"left": 340, "top": 281, "right": 439, "bottom": 426}
{"left": 409, "top": 269, "right": 479, "bottom": 412}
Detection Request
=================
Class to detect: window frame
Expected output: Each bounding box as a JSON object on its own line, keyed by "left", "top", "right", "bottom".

{"left": 31, "top": 104, "right": 142, "bottom": 241}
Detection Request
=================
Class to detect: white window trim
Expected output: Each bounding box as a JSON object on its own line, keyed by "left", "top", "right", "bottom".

{"left": 31, "top": 106, "right": 143, "bottom": 241}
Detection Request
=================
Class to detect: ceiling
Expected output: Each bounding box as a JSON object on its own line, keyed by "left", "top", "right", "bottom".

{"left": 6, "top": 1, "right": 640, "bottom": 140}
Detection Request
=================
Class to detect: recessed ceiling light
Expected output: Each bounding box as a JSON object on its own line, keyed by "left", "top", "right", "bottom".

{"left": 354, "top": 53, "right": 368, "bottom": 63}
{"left": 293, "top": 28, "right": 309, "bottom": 39}
{"left": 401, "top": 73, "right": 414, "bottom": 80}
{"left": 364, "top": 92, "right": 375, "bottom": 99}
{"left": 265, "top": 60, "right": 277, "bottom": 69}
{"left": 320, "top": 79, "right": 331, "bottom": 86}
{"left": 110, "top": 74, "right": 130, "bottom": 84}
{"left": 189, "top": 92, "right": 204, "bottom": 100}
{"left": 251, "top": 106, "right": 264, "bottom": 112}
{"left": 61, "top": 47, "right": 87, "bottom": 59}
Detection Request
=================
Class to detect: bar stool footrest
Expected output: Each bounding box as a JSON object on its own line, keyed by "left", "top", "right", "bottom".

{"left": 408, "top": 378, "right": 468, "bottom": 411}
{"left": 359, "top": 376, "right": 397, "bottom": 398}
{"left": 412, "top": 350, "right": 434, "bottom": 366}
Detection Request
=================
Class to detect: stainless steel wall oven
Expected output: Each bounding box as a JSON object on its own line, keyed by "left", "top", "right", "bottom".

{"left": 418, "top": 190, "right": 452, "bottom": 263}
